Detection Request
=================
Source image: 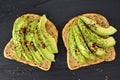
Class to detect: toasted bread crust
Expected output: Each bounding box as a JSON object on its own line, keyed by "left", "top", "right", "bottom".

{"left": 4, "top": 14, "right": 58, "bottom": 71}
{"left": 62, "top": 13, "right": 116, "bottom": 70}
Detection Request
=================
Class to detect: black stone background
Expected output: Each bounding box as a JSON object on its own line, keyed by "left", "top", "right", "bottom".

{"left": 0, "top": 0, "right": 120, "bottom": 80}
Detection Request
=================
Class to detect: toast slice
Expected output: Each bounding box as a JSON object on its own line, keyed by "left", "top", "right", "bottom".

{"left": 4, "top": 14, "right": 58, "bottom": 71}
{"left": 62, "top": 13, "right": 116, "bottom": 70}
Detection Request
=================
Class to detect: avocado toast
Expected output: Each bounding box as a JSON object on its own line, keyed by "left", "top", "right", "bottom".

{"left": 62, "top": 13, "right": 117, "bottom": 70}
{"left": 4, "top": 14, "right": 58, "bottom": 71}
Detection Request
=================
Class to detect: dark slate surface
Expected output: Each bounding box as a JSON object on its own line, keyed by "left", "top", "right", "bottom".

{"left": 0, "top": 0, "right": 120, "bottom": 80}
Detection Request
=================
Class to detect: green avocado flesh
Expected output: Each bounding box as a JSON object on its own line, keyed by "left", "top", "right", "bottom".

{"left": 79, "top": 16, "right": 117, "bottom": 36}
{"left": 13, "top": 17, "right": 32, "bottom": 61}
{"left": 12, "top": 14, "right": 58, "bottom": 63}
{"left": 38, "top": 15, "right": 58, "bottom": 54}
{"left": 68, "top": 16, "right": 117, "bottom": 63}
{"left": 25, "top": 20, "right": 43, "bottom": 63}
{"left": 78, "top": 19, "right": 116, "bottom": 48}
{"left": 69, "top": 25, "right": 86, "bottom": 64}
{"left": 72, "top": 24, "right": 97, "bottom": 60}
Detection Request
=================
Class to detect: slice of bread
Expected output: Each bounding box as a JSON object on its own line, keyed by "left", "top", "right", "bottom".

{"left": 4, "top": 14, "right": 58, "bottom": 71}
{"left": 62, "top": 13, "right": 116, "bottom": 70}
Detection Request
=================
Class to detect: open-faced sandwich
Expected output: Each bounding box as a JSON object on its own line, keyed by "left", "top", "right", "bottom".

{"left": 62, "top": 13, "right": 117, "bottom": 70}
{"left": 4, "top": 14, "right": 58, "bottom": 71}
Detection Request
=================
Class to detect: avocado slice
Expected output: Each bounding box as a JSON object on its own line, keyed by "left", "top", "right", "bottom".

{"left": 72, "top": 24, "right": 97, "bottom": 60}
{"left": 79, "top": 16, "right": 117, "bottom": 36}
{"left": 13, "top": 41, "right": 22, "bottom": 60}
{"left": 78, "top": 18, "right": 116, "bottom": 48}
{"left": 69, "top": 26, "right": 86, "bottom": 64}
{"left": 25, "top": 20, "right": 43, "bottom": 63}
{"left": 33, "top": 34, "right": 55, "bottom": 62}
{"left": 37, "top": 14, "right": 58, "bottom": 54}
{"left": 32, "top": 25, "right": 55, "bottom": 62}
{"left": 12, "top": 17, "right": 33, "bottom": 61}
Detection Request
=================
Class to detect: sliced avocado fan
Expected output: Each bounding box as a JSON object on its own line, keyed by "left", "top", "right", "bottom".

{"left": 68, "top": 16, "right": 117, "bottom": 63}
{"left": 12, "top": 14, "right": 58, "bottom": 63}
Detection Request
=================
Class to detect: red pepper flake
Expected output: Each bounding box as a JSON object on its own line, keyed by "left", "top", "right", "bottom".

{"left": 92, "top": 43, "right": 98, "bottom": 51}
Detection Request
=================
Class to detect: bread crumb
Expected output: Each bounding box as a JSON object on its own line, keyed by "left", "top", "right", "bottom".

{"left": 96, "top": 68, "right": 103, "bottom": 72}
{"left": 16, "top": 67, "right": 19, "bottom": 70}
{"left": 72, "top": 72, "right": 75, "bottom": 75}
{"left": 105, "top": 76, "right": 109, "bottom": 80}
